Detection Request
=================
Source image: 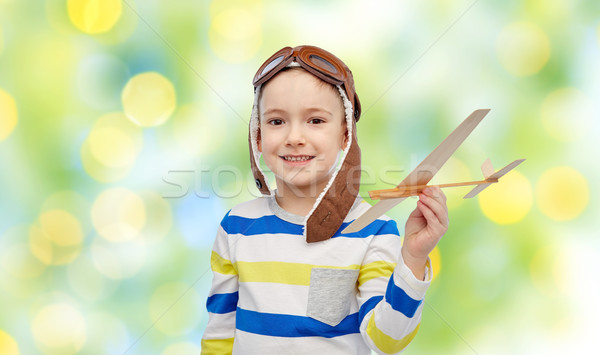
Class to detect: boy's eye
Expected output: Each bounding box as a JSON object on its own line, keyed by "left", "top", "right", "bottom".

{"left": 268, "top": 119, "right": 284, "bottom": 125}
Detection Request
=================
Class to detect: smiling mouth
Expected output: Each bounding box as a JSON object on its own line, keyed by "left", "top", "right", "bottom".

{"left": 280, "top": 155, "right": 315, "bottom": 162}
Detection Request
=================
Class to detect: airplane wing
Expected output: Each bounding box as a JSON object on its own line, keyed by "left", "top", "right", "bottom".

{"left": 342, "top": 108, "right": 490, "bottom": 234}
{"left": 463, "top": 158, "right": 526, "bottom": 198}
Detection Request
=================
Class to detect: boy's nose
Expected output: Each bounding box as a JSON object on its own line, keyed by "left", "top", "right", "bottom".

{"left": 285, "top": 124, "right": 306, "bottom": 146}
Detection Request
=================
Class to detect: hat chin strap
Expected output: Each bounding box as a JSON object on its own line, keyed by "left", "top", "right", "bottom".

{"left": 249, "top": 84, "right": 361, "bottom": 243}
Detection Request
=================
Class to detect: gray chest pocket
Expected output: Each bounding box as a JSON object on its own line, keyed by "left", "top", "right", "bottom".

{"left": 306, "top": 268, "right": 359, "bottom": 326}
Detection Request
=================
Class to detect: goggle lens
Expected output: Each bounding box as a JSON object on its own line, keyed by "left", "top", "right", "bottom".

{"left": 259, "top": 55, "right": 285, "bottom": 77}
{"left": 308, "top": 54, "right": 338, "bottom": 75}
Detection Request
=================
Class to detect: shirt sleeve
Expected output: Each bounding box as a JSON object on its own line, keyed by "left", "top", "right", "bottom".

{"left": 356, "top": 220, "right": 432, "bottom": 354}
{"left": 201, "top": 213, "right": 238, "bottom": 355}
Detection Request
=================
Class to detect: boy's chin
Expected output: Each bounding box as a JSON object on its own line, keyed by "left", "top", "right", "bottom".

{"left": 276, "top": 177, "right": 332, "bottom": 196}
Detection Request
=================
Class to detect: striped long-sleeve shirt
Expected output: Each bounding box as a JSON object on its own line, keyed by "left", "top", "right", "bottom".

{"left": 201, "top": 195, "right": 432, "bottom": 355}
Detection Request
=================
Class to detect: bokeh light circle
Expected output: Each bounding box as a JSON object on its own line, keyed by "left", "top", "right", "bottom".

{"left": 88, "top": 127, "right": 137, "bottom": 167}
{"left": 122, "top": 72, "right": 176, "bottom": 127}
{"left": 497, "top": 22, "right": 550, "bottom": 76}
{"left": 0, "top": 226, "right": 47, "bottom": 280}
{"left": 540, "top": 87, "right": 594, "bottom": 142}
{"left": 91, "top": 235, "right": 147, "bottom": 279}
{"left": 31, "top": 302, "right": 86, "bottom": 353}
{"left": 1, "top": 242, "right": 46, "bottom": 279}
{"left": 29, "top": 210, "right": 84, "bottom": 265}
{"left": 168, "top": 104, "right": 228, "bottom": 157}
{"left": 149, "top": 282, "right": 201, "bottom": 336}
{"left": 209, "top": 6, "right": 262, "bottom": 63}
{"left": 0, "top": 329, "right": 19, "bottom": 355}
{"left": 41, "top": 190, "right": 92, "bottom": 234}
{"left": 478, "top": 170, "right": 532, "bottom": 224}
{"left": 40, "top": 210, "right": 84, "bottom": 246}
{"left": 139, "top": 191, "right": 173, "bottom": 244}
{"left": 0, "top": 89, "right": 18, "bottom": 141}
{"left": 67, "top": 0, "right": 123, "bottom": 34}
{"left": 536, "top": 166, "right": 589, "bottom": 221}
{"left": 82, "top": 312, "right": 129, "bottom": 354}
{"left": 80, "top": 141, "right": 130, "bottom": 182}
{"left": 429, "top": 245, "right": 441, "bottom": 280}
{"left": 68, "top": 252, "right": 118, "bottom": 301}
{"left": 91, "top": 188, "right": 146, "bottom": 242}
{"left": 162, "top": 342, "right": 201, "bottom": 355}
{"left": 81, "top": 113, "right": 143, "bottom": 183}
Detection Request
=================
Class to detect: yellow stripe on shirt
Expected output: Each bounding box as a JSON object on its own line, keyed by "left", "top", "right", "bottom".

{"left": 201, "top": 337, "right": 234, "bottom": 355}
{"left": 366, "top": 316, "right": 420, "bottom": 354}
{"left": 358, "top": 261, "right": 396, "bottom": 287}
{"left": 236, "top": 261, "right": 361, "bottom": 285}
{"left": 211, "top": 251, "right": 237, "bottom": 275}
{"left": 212, "top": 255, "right": 396, "bottom": 286}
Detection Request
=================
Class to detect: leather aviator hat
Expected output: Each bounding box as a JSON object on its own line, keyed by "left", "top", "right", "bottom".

{"left": 249, "top": 45, "right": 362, "bottom": 243}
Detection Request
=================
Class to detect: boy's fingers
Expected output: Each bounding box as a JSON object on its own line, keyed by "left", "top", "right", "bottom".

{"left": 423, "top": 188, "right": 448, "bottom": 218}
{"left": 409, "top": 205, "right": 424, "bottom": 218}
{"left": 419, "top": 195, "right": 448, "bottom": 221}
{"left": 417, "top": 201, "right": 447, "bottom": 235}
{"left": 417, "top": 200, "right": 439, "bottom": 227}
{"left": 419, "top": 193, "right": 449, "bottom": 227}
{"left": 424, "top": 187, "right": 447, "bottom": 204}
{"left": 417, "top": 201, "right": 436, "bottom": 225}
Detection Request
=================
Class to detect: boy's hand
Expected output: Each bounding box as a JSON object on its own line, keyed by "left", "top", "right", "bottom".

{"left": 402, "top": 186, "right": 449, "bottom": 280}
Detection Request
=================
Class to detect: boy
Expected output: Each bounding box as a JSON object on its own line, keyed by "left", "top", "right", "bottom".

{"left": 201, "top": 45, "right": 448, "bottom": 354}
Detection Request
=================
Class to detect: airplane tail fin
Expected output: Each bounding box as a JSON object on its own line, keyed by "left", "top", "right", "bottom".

{"left": 463, "top": 158, "right": 526, "bottom": 199}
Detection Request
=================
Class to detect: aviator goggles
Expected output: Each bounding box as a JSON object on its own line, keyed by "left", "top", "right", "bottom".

{"left": 252, "top": 45, "right": 362, "bottom": 121}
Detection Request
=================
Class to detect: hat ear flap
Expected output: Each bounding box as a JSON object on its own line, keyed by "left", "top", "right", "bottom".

{"left": 353, "top": 92, "right": 361, "bottom": 121}
{"left": 257, "top": 127, "right": 262, "bottom": 152}
{"left": 249, "top": 85, "right": 271, "bottom": 195}
{"left": 249, "top": 128, "right": 270, "bottom": 195}
{"left": 305, "top": 121, "right": 360, "bottom": 243}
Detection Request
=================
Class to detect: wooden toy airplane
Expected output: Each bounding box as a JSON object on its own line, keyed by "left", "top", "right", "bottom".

{"left": 367, "top": 158, "right": 525, "bottom": 200}
{"left": 342, "top": 109, "right": 525, "bottom": 234}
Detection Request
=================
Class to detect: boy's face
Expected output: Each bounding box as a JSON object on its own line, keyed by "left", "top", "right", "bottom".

{"left": 258, "top": 69, "right": 348, "bottom": 195}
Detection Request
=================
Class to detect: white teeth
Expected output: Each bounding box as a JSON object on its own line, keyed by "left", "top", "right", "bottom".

{"left": 284, "top": 156, "right": 312, "bottom": 162}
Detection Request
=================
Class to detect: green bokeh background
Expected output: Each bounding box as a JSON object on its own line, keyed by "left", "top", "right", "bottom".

{"left": 1, "top": 0, "right": 599, "bottom": 354}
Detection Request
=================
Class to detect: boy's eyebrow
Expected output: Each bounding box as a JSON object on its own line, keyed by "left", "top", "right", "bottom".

{"left": 263, "top": 107, "right": 333, "bottom": 117}
{"left": 305, "top": 107, "right": 333, "bottom": 117}
{"left": 263, "top": 108, "right": 286, "bottom": 116}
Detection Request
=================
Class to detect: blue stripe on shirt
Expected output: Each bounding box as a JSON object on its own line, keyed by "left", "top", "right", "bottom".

{"left": 358, "top": 295, "right": 383, "bottom": 325}
{"left": 222, "top": 214, "right": 398, "bottom": 239}
{"left": 236, "top": 307, "right": 360, "bottom": 338}
{"left": 384, "top": 275, "right": 422, "bottom": 318}
{"left": 206, "top": 292, "right": 239, "bottom": 314}
{"left": 223, "top": 215, "right": 304, "bottom": 236}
